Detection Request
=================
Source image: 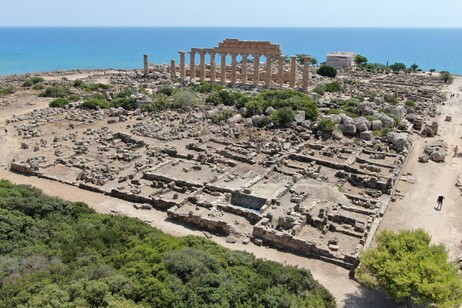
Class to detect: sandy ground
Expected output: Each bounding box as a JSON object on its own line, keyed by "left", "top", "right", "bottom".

{"left": 8, "top": 75, "right": 462, "bottom": 307}
{"left": 378, "top": 77, "right": 462, "bottom": 260}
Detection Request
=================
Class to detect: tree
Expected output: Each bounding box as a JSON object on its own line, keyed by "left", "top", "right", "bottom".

{"left": 441, "top": 71, "right": 453, "bottom": 84}
{"left": 389, "top": 62, "right": 407, "bottom": 73}
{"left": 270, "top": 107, "right": 296, "bottom": 127}
{"left": 296, "top": 54, "right": 318, "bottom": 65}
{"left": 410, "top": 63, "right": 419, "bottom": 72}
{"left": 316, "top": 66, "right": 337, "bottom": 78}
{"left": 356, "top": 229, "right": 462, "bottom": 307}
{"left": 354, "top": 54, "right": 368, "bottom": 65}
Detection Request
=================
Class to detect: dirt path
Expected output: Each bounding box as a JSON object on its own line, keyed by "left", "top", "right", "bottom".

{"left": 378, "top": 77, "right": 462, "bottom": 259}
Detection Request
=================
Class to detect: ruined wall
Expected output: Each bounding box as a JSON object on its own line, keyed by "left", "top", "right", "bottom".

{"left": 231, "top": 191, "right": 267, "bottom": 210}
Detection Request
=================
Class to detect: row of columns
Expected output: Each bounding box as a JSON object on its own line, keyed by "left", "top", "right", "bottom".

{"left": 175, "top": 51, "right": 310, "bottom": 89}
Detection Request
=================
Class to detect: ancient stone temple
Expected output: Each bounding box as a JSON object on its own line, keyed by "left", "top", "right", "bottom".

{"left": 151, "top": 39, "right": 311, "bottom": 90}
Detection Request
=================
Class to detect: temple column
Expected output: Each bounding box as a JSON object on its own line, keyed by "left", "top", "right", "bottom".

{"left": 143, "top": 54, "right": 149, "bottom": 77}
{"left": 302, "top": 56, "right": 311, "bottom": 90}
{"left": 179, "top": 52, "right": 186, "bottom": 83}
{"left": 220, "top": 53, "right": 227, "bottom": 84}
{"left": 253, "top": 54, "right": 260, "bottom": 86}
{"left": 189, "top": 50, "right": 196, "bottom": 80}
{"left": 241, "top": 54, "right": 248, "bottom": 85}
{"left": 230, "top": 53, "right": 237, "bottom": 85}
{"left": 209, "top": 52, "right": 216, "bottom": 82}
{"left": 290, "top": 56, "right": 297, "bottom": 88}
{"left": 265, "top": 54, "right": 272, "bottom": 87}
{"left": 199, "top": 51, "right": 206, "bottom": 81}
{"left": 277, "top": 55, "right": 284, "bottom": 87}
{"left": 170, "top": 59, "right": 176, "bottom": 77}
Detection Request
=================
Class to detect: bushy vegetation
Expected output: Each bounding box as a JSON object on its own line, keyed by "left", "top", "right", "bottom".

{"left": 158, "top": 86, "right": 175, "bottom": 96}
{"left": 318, "top": 119, "right": 336, "bottom": 134}
{"left": 316, "top": 66, "right": 337, "bottom": 78}
{"left": 356, "top": 229, "right": 462, "bottom": 307}
{"left": 404, "top": 99, "right": 416, "bottom": 107}
{"left": 354, "top": 54, "right": 368, "bottom": 65}
{"left": 171, "top": 89, "right": 199, "bottom": 111}
{"left": 209, "top": 109, "right": 235, "bottom": 124}
{"left": 39, "top": 85, "right": 71, "bottom": 98}
{"left": 49, "top": 98, "right": 70, "bottom": 108}
{"left": 112, "top": 87, "right": 136, "bottom": 110}
{"left": 81, "top": 94, "right": 111, "bottom": 109}
{"left": 193, "top": 81, "right": 225, "bottom": 94}
{"left": 23, "top": 76, "right": 45, "bottom": 87}
{"left": 0, "top": 180, "right": 336, "bottom": 307}
{"left": 0, "top": 86, "right": 16, "bottom": 97}
{"left": 206, "top": 89, "right": 249, "bottom": 108}
{"left": 389, "top": 62, "right": 407, "bottom": 73}
{"left": 441, "top": 71, "right": 453, "bottom": 84}
{"left": 270, "top": 107, "right": 296, "bottom": 127}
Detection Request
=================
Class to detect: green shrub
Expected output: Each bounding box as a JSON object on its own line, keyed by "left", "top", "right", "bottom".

{"left": 39, "top": 85, "right": 71, "bottom": 98}
{"left": 206, "top": 89, "right": 249, "bottom": 108}
{"left": 81, "top": 97, "right": 111, "bottom": 109}
{"left": 385, "top": 96, "right": 398, "bottom": 105}
{"left": 210, "top": 109, "right": 235, "bottom": 124}
{"left": 389, "top": 62, "right": 406, "bottom": 73}
{"left": 194, "top": 81, "right": 225, "bottom": 93}
{"left": 270, "top": 107, "right": 296, "bottom": 127}
{"left": 313, "top": 85, "right": 325, "bottom": 95}
{"left": 49, "top": 98, "right": 70, "bottom": 108}
{"left": 22, "top": 80, "right": 33, "bottom": 87}
{"left": 86, "top": 83, "right": 111, "bottom": 91}
{"left": 327, "top": 109, "right": 341, "bottom": 115}
{"left": 171, "top": 89, "right": 199, "bottom": 111}
{"left": 73, "top": 79, "right": 86, "bottom": 88}
{"left": 441, "top": 71, "right": 453, "bottom": 84}
{"left": 318, "top": 119, "right": 336, "bottom": 134}
{"left": 31, "top": 76, "right": 45, "bottom": 84}
{"left": 158, "top": 86, "right": 174, "bottom": 96}
{"left": 405, "top": 99, "right": 416, "bottom": 107}
{"left": 317, "top": 65, "right": 337, "bottom": 78}
{"left": 0, "top": 86, "right": 16, "bottom": 96}
{"left": 325, "top": 81, "right": 342, "bottom": 92}
{"left": 32, "top": 84, "right": 45, "bottom": 90}
{"left": 67, "top": 94, "right": 80, "bottom": 101}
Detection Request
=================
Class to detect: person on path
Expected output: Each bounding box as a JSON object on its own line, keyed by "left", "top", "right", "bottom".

{"left": 454, "top": 145, "right": 458, "bottom": 157}
{"left": 437, "top": 195, "right": 445, "bottom": 210}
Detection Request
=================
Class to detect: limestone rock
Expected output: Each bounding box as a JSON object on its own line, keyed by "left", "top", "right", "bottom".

{"left": 370, "top": 120, "right": 382, "bottom": 130}
{"left": 360, "top": 130, "right": 373, "bottom": 141}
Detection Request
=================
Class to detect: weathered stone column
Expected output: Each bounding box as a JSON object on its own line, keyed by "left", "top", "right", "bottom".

{"left": 179, "top": 52, "right": 186, "bottom": 83}
{"left": 209, "top": 52, "right": 216, "bottom": 83}
{"left": 290, "top": 56, "right": 297, "bottom": 88}
{"left": 230, "top": 53, "right": 237, "bottom": 85}
{"left": 302, "top": 56, "right": 311, "bottom": 90}
{"left": 143, "top": 54, "right": 149, "bottom": 77}
{"left": 265, "top": 54, "right": 272, "bottom": 87}
{"left": 241, "top": 54, "right": 248, "bottom": 85}
{"left": 253, "top": 54, "right": 260, "bottom": 86}
{"left": 220, "top": 53, "right": 227, "bottom": 84}
{"left": 199, "top": 51, "right": 206, "bottom": 81}
{"left": 277, "top": 55, "right": 285, "bottom": 87}
{"left": 189, "top": 50, "right": 196, "bottom": 80}
{"left": 170, "top": 59, "right": 176, "bottom": 77}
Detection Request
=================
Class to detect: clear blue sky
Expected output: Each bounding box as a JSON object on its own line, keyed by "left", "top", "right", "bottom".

{"left": 1, "top": 0, "right": 460, "bottom": 27}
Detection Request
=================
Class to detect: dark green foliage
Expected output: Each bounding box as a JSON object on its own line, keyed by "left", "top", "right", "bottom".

{"left": 409, "top": 63, "right": 419, "bottom": 71}
{"left": 73, "top": 79, "right": 86, "bottom": 88}
{"left": 206, "top": 89, "right": 249, "bottom": 108}
{"left": 210, "top": 109, "right": 235, "bottom": 124}
{"left": 295, "top": 54, "right": 317, "bottom": 65}
{"left": 358, "top": 63, "right": 389, "bottom": 73}
{"left": 354, "top": 54, "right": 368, "bottom": 65}
{"left": 324, "top": 81, "right": 342, "bottom": 93}
{"left": 0, "top": 180, "right": 336, "bottom": 307}
{"left": 389, "top": 62, "right": 407, "bottom": 72}
{"left": 0, "top": 86, "right": 16, "bottom": 96}
{"left": 357, "top": 229, "right": 462, "bottom": 307}
{"left": 39, "top": 85, "right": 71, "bottom": 98}
{"left": 317, "top": 66, "right": 337, "bottom": 78}
{"left": 81, "top": 95, "right": 111, "bottom": 110}
{"left": 405, "top": 99, "right": 416, "bottom": 107}
{"left": 313, "top": 85, "right": 325, "bottom": 95}
{"left": 22, "top": 80, "right": 33, "bottom": 87}
{"left": 23, "top": 76, "right": 45, "bottom": 87}
{"left": 194, "top": 81, "right": 225, "bottom": 93}
{"left": 32, "top": 84, "right": 45, "bottom": 91}
{"left": 49, "top": 98, "right": 70, "bottom": 108}
{"left": 385, "top": 96, "right": 398, "bottom": 105}
{"left": 111, "top": 87, "right": 136, "bottom": 110}
{"left": 270, "top": 107, "right": 296, "bottom": 127}
{"left": 429, "top": 68, "right": 436, "bottom": 72}
{"left": 441, "top": 71, "right": 453, "bottom": 84}
{"left": 141, "top": 94, "right": 171, "bottom": 113}
{"left": 86, "top": 83, "right": 112, "bottom": 91}
{"left": 158, "top": 86, "right": 174, "bottom": 96}
{"left": 318, "top": 119, "right": 336, "bottom": 134}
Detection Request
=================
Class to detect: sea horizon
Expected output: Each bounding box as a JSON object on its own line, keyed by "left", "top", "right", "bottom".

{"left": 1, "top": 27, "right": 461, "bottom": 75}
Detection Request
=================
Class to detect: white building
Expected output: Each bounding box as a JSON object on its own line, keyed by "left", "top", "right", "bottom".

{"left": 326, "top": 52, "right": 357, "bottom": 68}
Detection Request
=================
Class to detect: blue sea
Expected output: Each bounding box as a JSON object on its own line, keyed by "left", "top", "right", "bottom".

{"left": 0, "top": 27, "right": 461, "bottom": 76}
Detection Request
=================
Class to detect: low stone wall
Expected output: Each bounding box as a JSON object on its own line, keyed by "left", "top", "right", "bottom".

{"left": 231, "top": 190, "right": 267, "bottom": 210}
{"left": 252, "top": 220, "right": 357, "bottom": 269}
{"left": 217, "top": 203, "right": 262, "bottom": 224}
{"left": 167, "top": 207, "right": 236, "bottom": 235}
{"left": 10, "top": 162, "right": 35, "bottom": 175}
{"left": 110, "top": 189, "right": 177, "bottom": 210}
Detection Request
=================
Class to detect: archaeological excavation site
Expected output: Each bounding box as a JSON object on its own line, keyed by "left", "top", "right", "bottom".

{"left": 2, "top": 39, "right": 449, "bottom": 270}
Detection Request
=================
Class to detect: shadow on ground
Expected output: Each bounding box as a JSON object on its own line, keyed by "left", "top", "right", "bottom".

{"left": 342, "top": 285, "right": 400, "bottom": 308}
